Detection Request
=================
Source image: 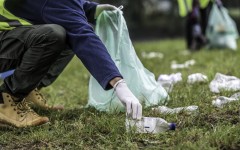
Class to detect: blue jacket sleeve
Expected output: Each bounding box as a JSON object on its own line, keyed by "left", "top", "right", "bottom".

{"left": 42, "top": 0, "right": 122, "bottom": 90}
{"left": 83, "top": 1, "right": 98, "bottom": 24}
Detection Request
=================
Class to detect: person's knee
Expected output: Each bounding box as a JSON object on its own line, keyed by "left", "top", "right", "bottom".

{"left": 25, "top": 24, "right": 67, "bottom": 59}
{"left": 39, "top": 24, "right": 66, "bottom": 49}
{"left": 45, "top": 24, "right": 66, "bottom": 43}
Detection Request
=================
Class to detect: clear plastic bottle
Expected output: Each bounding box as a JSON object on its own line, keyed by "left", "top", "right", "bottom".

{"left": 152, "top": 105, "right": 198, "bottom": 114}
{"left": 126, "top": 117, "right": 176, "bottom": 134}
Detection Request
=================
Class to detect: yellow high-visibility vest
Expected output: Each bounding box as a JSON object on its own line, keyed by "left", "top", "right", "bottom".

{"left": 199, "top": 0, "right": 211, "bottom": 8}
{"left": 0, "top": 0, "right": 31, "bottom": 31}
{"left": 177, "top": 0, "right": 211, "bottom": 17}
{"left": 178, "top": 0, "right": 192, "bottom": 17}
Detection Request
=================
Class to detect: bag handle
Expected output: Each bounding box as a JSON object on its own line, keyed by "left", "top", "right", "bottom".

{"left": 212, "top": 0, "right": 226, "bottom": 21}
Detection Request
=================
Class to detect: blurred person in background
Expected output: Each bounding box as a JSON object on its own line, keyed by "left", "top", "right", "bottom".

{"left": 178, "top": 0, "right": 212, "bottom": 51}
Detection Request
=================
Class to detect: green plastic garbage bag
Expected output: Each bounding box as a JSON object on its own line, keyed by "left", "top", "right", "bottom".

{"left": 87, "top": 10, "right": 169, "bottom": 112}
{"left": 206, "top": 3, "right": 239, "bottom": 50}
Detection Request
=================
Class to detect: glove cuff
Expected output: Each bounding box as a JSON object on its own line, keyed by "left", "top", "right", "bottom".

{"left": 113, "top": 79, "right": 126, "bottom": 89}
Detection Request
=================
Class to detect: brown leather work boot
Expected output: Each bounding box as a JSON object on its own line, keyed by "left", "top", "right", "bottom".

{"left": 25, "top": 89, "right": 64, "bottom": 110}
{"left": 0, "top": 92, "right": 49, "bottom": 128}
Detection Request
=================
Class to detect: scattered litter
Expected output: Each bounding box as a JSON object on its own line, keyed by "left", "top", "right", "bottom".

{"left": 141, "top": 52, "right": 164, "bottom": 59}
{"left": 126, "top": 117, "right": 176, "bottom": 134}
{"left": 157, "top": 73, "right": 182, "bottom": 92}
{"left": 158, "top": 73, "right": 182, "bottom": 84}
{"left": 212, "top": 92, "right": 240, "bottom": 108}
{"left": 171, "top": 59, "right": 196, "bottom": 69}
{"left": 187, "top": 73, "right": 208, "bottom": 84}
{"left": 158, "top": 81, "right": 173, "bottom": 93}
{"left": 230, "top": 92, "right": 240, "bottom": 99}
{"left": 209, "top": 73, "right": 240, "bottom": 93}
{"left": 152, "top": 105, "right": 198, "bottom": 114}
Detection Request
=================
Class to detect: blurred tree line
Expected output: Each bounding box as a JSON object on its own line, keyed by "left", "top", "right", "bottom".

{"left": 91, "top": 0, "right": 240, "bottom": 40}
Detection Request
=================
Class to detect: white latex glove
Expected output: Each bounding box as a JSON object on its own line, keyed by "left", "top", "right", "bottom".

{"left": 95, "top": 4, "right": 118, "bottom": 19}
{"left": 114, "top": 79, "right": 142, "bottom": 120}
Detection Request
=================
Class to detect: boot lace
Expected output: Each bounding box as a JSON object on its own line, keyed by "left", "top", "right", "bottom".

{"left": 11, "top": 98, "right": 38, "bottom": 118}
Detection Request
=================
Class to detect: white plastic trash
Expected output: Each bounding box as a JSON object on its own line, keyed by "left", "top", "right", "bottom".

{"left": 158, "top": 81, "right": 173, "bottom": 93}
{"left": 209, "top": 73, "right": 240, "bottom": 93}
{"left": 126, "top": 117, "right": 176, "bottom": 134}
{"left": 212, "top": 92, "right": 240, "bottom": 108}
{"left": 171, "top": 59, "right": 196, "bottom": 70}
{"left": 158, "top": 73, "right": 182, "bottom": 84}
{"left": 230, "top": 92, "right": 240, "bottom": 99}
{"left": 152, "top": 105, "right": 199, "bottom": 114}
{"left": 157, "top": 73, "right": 182, "bottom": 93}
{"left": 212, "top": 96, "right": 238, "bottom": 108}
{"left": 187, "top": 73, "right": 208, "bottom": 84}
{"left": 141, "top": 52, "right": 164, "bottom": 59}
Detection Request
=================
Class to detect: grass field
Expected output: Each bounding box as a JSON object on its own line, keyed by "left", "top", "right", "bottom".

{"left": 1, "top": 39, "right": 240, "bottom": 149}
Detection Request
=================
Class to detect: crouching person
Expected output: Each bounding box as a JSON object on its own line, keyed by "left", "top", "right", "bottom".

{"left": 0, "top": 24, "right": 67, "bottom": 127}
{"left": 0, "top": 0, "right": 142, "bottom": 128}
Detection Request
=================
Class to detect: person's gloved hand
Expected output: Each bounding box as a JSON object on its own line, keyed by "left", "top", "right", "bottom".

{"left": 114, "top": 79, "right": 142, "bottom": 120}
{"left": 95, "top": 4, "right": 118, "bottom": 19}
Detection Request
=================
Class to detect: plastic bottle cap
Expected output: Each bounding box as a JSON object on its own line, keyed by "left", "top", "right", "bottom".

{"left": 169, "top": 123, "right": 176, "bottom": 130}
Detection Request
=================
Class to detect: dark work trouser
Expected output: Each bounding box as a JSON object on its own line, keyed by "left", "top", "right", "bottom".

{"left": 0, "top": 24, "right": 67, "bottom": 101}
{"left": 200, "top": 2, "right": 213, "bottom": 35}
{"left": 186, "top": 13, "right": 200, "bottom": 49}
{"left": 38, "top": 48, "right": 74, "bottom": 89}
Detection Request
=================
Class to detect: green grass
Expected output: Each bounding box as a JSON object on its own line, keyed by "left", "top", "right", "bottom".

{"left": 1, "top": 39, "right": 240, "bottom": 149}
